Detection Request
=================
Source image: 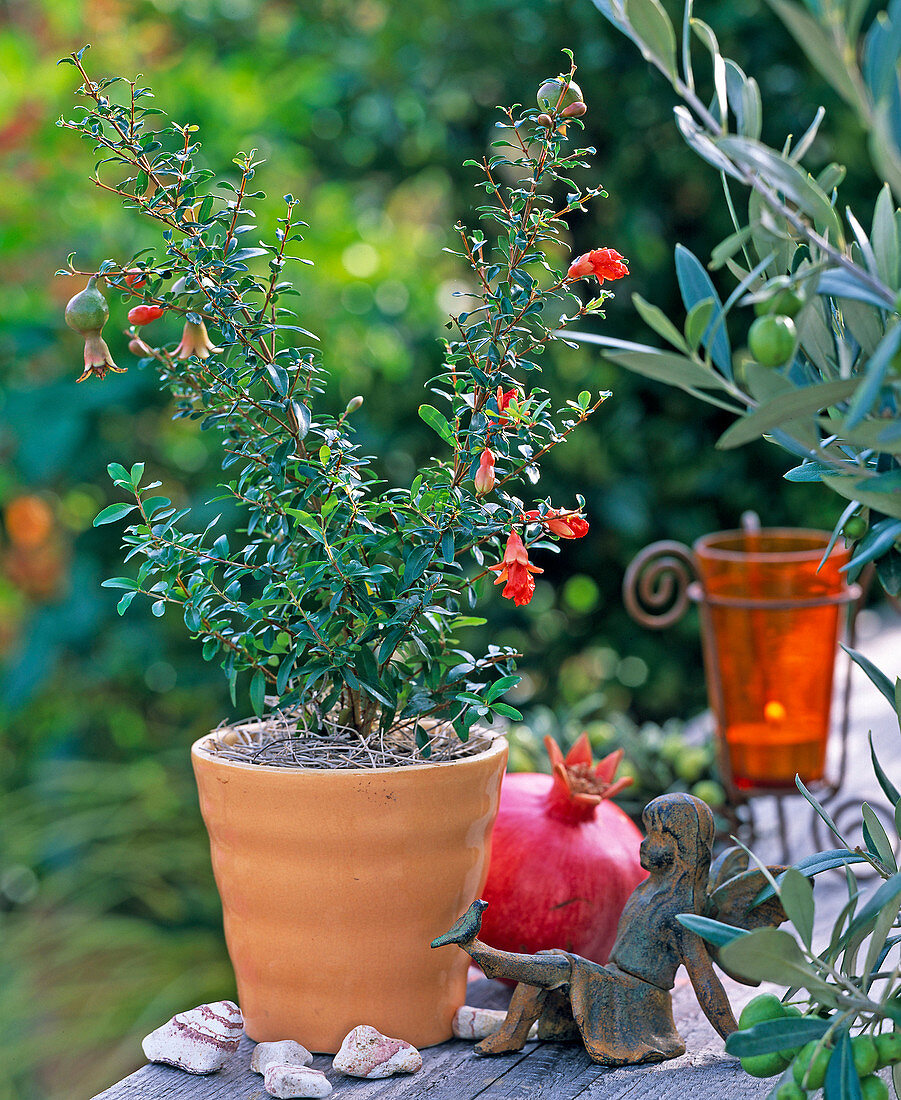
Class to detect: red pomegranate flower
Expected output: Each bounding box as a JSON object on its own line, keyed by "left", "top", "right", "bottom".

{"left": 496, "top": 387, "right": 517, "bottom": 423}
{"left": 566, "top": 247, "right": 629, "bottom": 284}
{"left": 488, "top": 530, "right": 543, "bottom": 606}
{"left": 524, "top": 508, "right": 589, "bottom": 539}
{"left": 128, "top": 304, "right": 165, "bottom": 325}
{"left": 473, "top": 448, "right": 496, "bottom": 495}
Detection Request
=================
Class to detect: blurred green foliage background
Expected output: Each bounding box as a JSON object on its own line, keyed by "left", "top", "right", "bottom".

{"left": 0, "top": 0, "right": 873, "bottom": 1094}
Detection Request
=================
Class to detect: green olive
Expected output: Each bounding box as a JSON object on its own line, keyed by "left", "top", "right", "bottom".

{"left": 852, "top": 1035, "right": 879, "bottom": 1078}
{"left": 754, "top": 278, "right": 805, "bottom": 318}
{"left": 741, "top": 1051, "right": 790, "bottom": 1078}
{"left": 860, "top": 1074, "right": 889, "bottom": 1100}
{"left": 776, "top": 1081, "right": 806, "bottom": 1100}
{"left": 875, "top": 1032, "right": 901, "bottom": 1067}
{"left": 792, "top": 1040, "right": 832, "bottom": 1090}
{"left": 738, "top": 994, "right": 790, "bottom": 1030}
{"left": 748, "top": 315, "right": 797, "bottom": 367}
{"left": 843, "top": 516, "right": 867, "bottom": 539}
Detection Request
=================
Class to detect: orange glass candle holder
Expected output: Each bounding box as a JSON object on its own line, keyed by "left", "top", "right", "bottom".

{"left": 623, "top": 527, "right": 860, "bottom": 797}
{"left": 692, "top": 529, "right": 853, "bottom": 791}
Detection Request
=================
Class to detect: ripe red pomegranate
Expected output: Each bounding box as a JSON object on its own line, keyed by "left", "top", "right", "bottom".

{"left": 479, "top": 734, "right": 646, "bottom": 963}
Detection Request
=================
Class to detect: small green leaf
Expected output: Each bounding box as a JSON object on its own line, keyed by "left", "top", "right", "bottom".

{"left": 631, "top": 292, "right": 689, "bottom": 352}
{"left": 779, "top": 869, "right": 815, "bottom": 946}
{"left": 117, "top": 591, "right": 137, "bottom": 615}
{"left": 872, "top": 183, "right": 899, "bottom": 288}
{"left": 684, "top": 299, "right": 715, "bottom": 351}
{"left": 107, "top": 462, "right": 130, "bottom": 485}
{"left": 418, "top": 404, "right": 455, "bottom": 447}
{"left": 675, "top": 913, "right": 747, "bottom": 946}
{"left": 862, "top": 803, "right": 897, "bottom": 871}
{"left": 485, "top": 674, "right": 520, "bottom": 702}
{"left": 842, "top": 644, "right": 898, "bottom": 708}
{"left": 93, "top": 503, "right": 137, "bottom": 526}
{"left": 869, "top": 731, "right": 901, "bottom": 806}
{"left": 491, "top": 702, "right": 522, "bottom": 720}
{"left": 249, "top": 669, "right": 265, "bottom": 716}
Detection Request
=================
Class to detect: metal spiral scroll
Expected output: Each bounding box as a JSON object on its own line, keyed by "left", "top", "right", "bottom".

{"left": 623, "top": 540, "right": 699, "bottom": 629}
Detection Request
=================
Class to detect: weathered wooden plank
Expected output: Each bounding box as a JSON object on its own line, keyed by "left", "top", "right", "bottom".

{"left": 92, "top": 971, "right": 773, "bottom": 1100}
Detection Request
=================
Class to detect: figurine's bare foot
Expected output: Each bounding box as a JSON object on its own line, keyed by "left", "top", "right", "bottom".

{"left": 475, "top": 1030, "right": 528, "bottom": 1056}
{"left": 431, "top": 900, "right": 488, "bottom": 949}
{"left": 474, "top": 984, "right": 545, "bottom": 1056}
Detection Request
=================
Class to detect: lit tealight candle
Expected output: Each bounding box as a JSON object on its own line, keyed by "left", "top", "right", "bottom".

{"left": 764, "top": 700, "right": 787, "bottom": 724}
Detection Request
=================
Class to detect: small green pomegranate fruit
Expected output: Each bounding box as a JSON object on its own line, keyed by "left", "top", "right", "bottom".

{"left": 65, "top": 276, "right": 109, "bottom": 335}
{"left": 64, "top": 276, "right": 125, "bottom": 383}
{"left": 748, "top": 314, "right": 797, "bottom": 367}
{"left": 537, "top": 77, "right": 583, "bottom": 113}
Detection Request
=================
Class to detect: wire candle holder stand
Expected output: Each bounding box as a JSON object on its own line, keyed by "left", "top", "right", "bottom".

{"left": 622, "top": 522, "right": 868, "bottom": 860}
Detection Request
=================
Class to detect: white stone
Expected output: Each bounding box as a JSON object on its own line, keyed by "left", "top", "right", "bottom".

{"left": 251, "top": 1040, "right": 313, "bottom": 1075}
{"left": 332, "top": 1024, "right": 422, "bottom": 1078}
{"left": 263, "top": 1064, "right": 332, "bottom": 1098}
{"left": 453, "top": 1005, "right": 538, "bottom": 1041}
{"left": 141, "top": 1000, "right": 243, "bottom": 1074}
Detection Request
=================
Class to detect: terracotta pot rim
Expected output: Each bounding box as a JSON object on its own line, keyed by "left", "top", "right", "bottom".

{"left": 191, "top": 729, "right": 508, "bottom": 776}
{"left": 693, "top": 526, "right": 842, "bottom": 563}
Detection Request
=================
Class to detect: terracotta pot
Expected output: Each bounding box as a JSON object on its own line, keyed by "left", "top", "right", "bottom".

{"left": 191, "top": 733, "right": 508, "bottom": 1052}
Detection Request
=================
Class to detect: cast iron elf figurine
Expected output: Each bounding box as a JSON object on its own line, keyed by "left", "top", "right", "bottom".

{"left": 432, "top": 792, "right": 787, "bottom": 1066}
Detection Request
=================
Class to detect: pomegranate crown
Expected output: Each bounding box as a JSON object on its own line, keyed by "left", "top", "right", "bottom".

{"left": 544, "top": 733, "right": 633, "bottom": 817}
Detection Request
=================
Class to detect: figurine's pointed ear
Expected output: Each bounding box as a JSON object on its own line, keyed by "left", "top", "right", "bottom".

{"left": 707, "top": 866, "right": 789, "bottom": 931}
{"left": 708, "top": 846, "right": 748, "bottom": 893}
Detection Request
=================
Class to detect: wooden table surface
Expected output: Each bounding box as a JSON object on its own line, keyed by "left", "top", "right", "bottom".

{"left": 92, "top": 972, "right": 771, "bottom": 1100}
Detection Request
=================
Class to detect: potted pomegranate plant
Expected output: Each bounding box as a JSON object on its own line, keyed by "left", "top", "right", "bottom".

{"left": 57, "top": 48, "right": 629, "bottom": 1052}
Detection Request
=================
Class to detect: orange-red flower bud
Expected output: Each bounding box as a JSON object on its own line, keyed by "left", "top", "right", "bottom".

{"left": 128, "top": 304, "right": 165, "bottom": 326}
{"left": 474, "top": 448, "right": 496, "bottom": 495}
